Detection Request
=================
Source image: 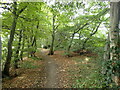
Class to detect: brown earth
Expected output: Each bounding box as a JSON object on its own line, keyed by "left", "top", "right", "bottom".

{"left": 2, "top": 48, "right": 98, "bottom": 88}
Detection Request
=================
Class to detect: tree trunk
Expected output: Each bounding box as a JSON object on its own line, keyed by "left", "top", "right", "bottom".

{"left": 30, "top": 36, "right": 36, "bottom": 57}
{"left": 27, "top": 37, "right": 30, "bottom": 57}
{"left": 0, "top": 29, "right": 1, "bottom": 77}
{"left": 49, "top": 31, "right": 55, "bottom": 55}
{"left": 14, "top": 29, "right": 22, "bottom": 69}
{"left": 79, "top": 31, "right": 82, "bottom": 46}
{"left": 2, "top": 2, "right": 27, "bottom": 76}
{"left": 3, "top": 2, "right": 18, "bottom": 76}
{"left": 48, "top": 15, "right": 56, "bottom": 55}
{"left": 67, "top": 32, "right": 75, "bottom": 53}
{"left": 104, "top": 33, "right": 110, "bottom": 61}
{"left": 0, "top": 31, "right": 1, "bottom": 61}
{"left": 102, "top": 33, "right": 110, "bottom": 77}
{"left": 109, "top": 2, "right": 120, "bottom": 86}
{"left": 20, "top": 35, "right": 25, "bottom": 61}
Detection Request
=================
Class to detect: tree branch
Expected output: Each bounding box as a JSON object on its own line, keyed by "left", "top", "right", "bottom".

{"left": 55, "top": 24, "right": 60, "bottom": 30}
{"left": 2, "top": 25, "right": 11, "bottom": 30}
{"left": 19, "top": 16, "right": 37, "bottom": 21}
{"left": 17, "top": 6, "right": 27, "bottom": 15}
{"left": 82, "top": 21, "right": 102, "bottom": 49}
{"left": 0, "top": 7, "right": 12, "bottom": 12}
{"left": 90, "top": 21, "right": 101, "bottom": 36}
{"left": 75, "top": 23, "right": 89, "bottom": 33}
{"left": 0, "top": 3, "right": 12, "bottom": 5}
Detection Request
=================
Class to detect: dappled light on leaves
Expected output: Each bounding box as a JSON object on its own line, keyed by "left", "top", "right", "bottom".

{"left": 2, "top": 0, "right": 119, "bottom": 89}
{"left": 85, "top": 57, "right": 89, "bottom": 61}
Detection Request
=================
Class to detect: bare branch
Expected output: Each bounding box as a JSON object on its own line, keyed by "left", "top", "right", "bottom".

{"left": 0, "top": 7, "right": 12, "bottom": 12}
{"left": 0, "top": 3, "right": 12, "bottom": 5}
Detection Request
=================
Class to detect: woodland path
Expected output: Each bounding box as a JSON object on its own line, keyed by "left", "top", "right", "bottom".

{"left": 40, "top": 49, "right": 60, "bottom": 88}
{"left": 2, "top": 48, "right": 100, "bottom": 88}
{"left": 3, "top": 49, "right": 72, "bottom": 88}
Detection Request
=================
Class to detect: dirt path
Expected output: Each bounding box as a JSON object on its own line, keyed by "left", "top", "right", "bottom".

{"left": 45, "top": 59, "right": 58, "bottom": 88}
{"left": 40, "top": 49, "right": 60, "bottom": 88}
{"left": 2, "top": 49, "right": 76, "bottom": 88}
{"left": 40, "top": 49, "right": 76, "bottom": 88}
{"left": 2, "top": 49, "right": 101, "bottom": 88}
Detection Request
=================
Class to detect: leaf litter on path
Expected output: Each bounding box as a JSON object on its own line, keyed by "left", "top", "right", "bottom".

{"left": 3, "top": 49, "right": 99, "bottom": 88}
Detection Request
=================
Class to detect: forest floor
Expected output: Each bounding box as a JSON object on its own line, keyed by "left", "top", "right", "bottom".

{"left": 2, "top": 48, "right": 102, "bottom": 88}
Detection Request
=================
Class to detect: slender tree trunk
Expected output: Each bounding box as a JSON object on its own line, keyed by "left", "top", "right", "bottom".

{"left": 48, "top": 15, "right": 56, "bottom": 55}
{"left": 3, "top": 2, "right": 18, "bottom": 76}
{"left": 34, "top": 21, "right": 39, "bottom": 50}
{"left": 27, "top": 37, "right": 30, "bottom": 57}
{"left": 20, "top": 34, "right": 25, "bottom": 61}
{"left": 67, "top": 32, "right": 75, "bottom": 53}
{"left": 0, "top": 28, "right": 2, "bottom": 76}
{"left": 49, "top": 31, "right": 55, "bottom": 55}
{"left": 30, "top": 22, "right": 39, "bottom": 56}
{"left": 19, "top": 24, "right": 25, "bottom": 61}
{"left": 30, "top": 36, "right": 36, "bottom": 57}
{"left": 0, "top": 30, "right": 1, "bottom": 61}
{"left": 34, "top": 37, "right": 37, "bottom": 49}
{"left": 14, "top": 29, "right": 22, "bottom": 69}
{"left": 79, "top": 31, "right": 82, "bottom": 46}
{"left": 82, "top": 37, "right": 89, "bottom": 50}
{"left": 109, "top": 2, "right": 120, "bottom": 86}
{"left": 31, "top": 37, "right": 36, "bottom": 47}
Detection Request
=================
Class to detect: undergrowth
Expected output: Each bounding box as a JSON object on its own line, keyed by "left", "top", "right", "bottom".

{"left": 70, "top": 55, "right": 104, "bottom": 88}
{"left": 30, "top": 56, "right": 43, "bottom": 61}
{"left": 20, "top": 61, "right": 39, "bottom": 69}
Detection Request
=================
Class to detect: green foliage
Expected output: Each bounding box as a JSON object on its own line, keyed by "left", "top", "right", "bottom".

{"left": 73, "top": 72, "right": 103, "bottom": 88}
{"left": 102, "top": 59, "right": 115, "bottom": 87}
{"left": 30, "top": 56, "right": 43, "bottom": 61}
{"left": 102, "top": 59, "right": 120, "bottom": 87}
{"left": 1, "top": 1, "right": 110, "bottom": 84}
{"left": 62, "top": 52, "right": 72, "bottom": 57}
{"left": 20, "top": 61, "right": 39, "bottom": 69}
{"left": 102, "top": 41, "right": 120, "bottom": 88}
{"left": 71, "top": 56, "right": 104, "bottom": 88}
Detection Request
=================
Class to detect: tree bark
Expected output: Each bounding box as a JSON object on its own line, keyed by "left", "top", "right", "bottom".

{"left": 67, "top": 31, "right": 75, "bottom": 53}
{"left": 109, "top": 2, "right": 120, "bottom": 86}
{"left": 3, "top": 2, "right": 18, "bottom": 76}
{"left": 48, "top": 15, "right": 56, "bottom": 55}
{"left": 3, "top": 2, "right": 27, "bottom": 76}
{"left": 79, "top": 31, "right": 82, "bottom": 46}
{"left": 20, "top": 34, "right": 25, "bottom": 61}
{"left": 0, "top": 36, "right": 1, "bottom": 61}
{"left": 14, "top": 29, "right": 22, "bottom": 69}
{"left": 104, "top": 33, "right": 110, "bottom": 61}
{"left": 27, "top": 37, "right": 30, "bottom": 57}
